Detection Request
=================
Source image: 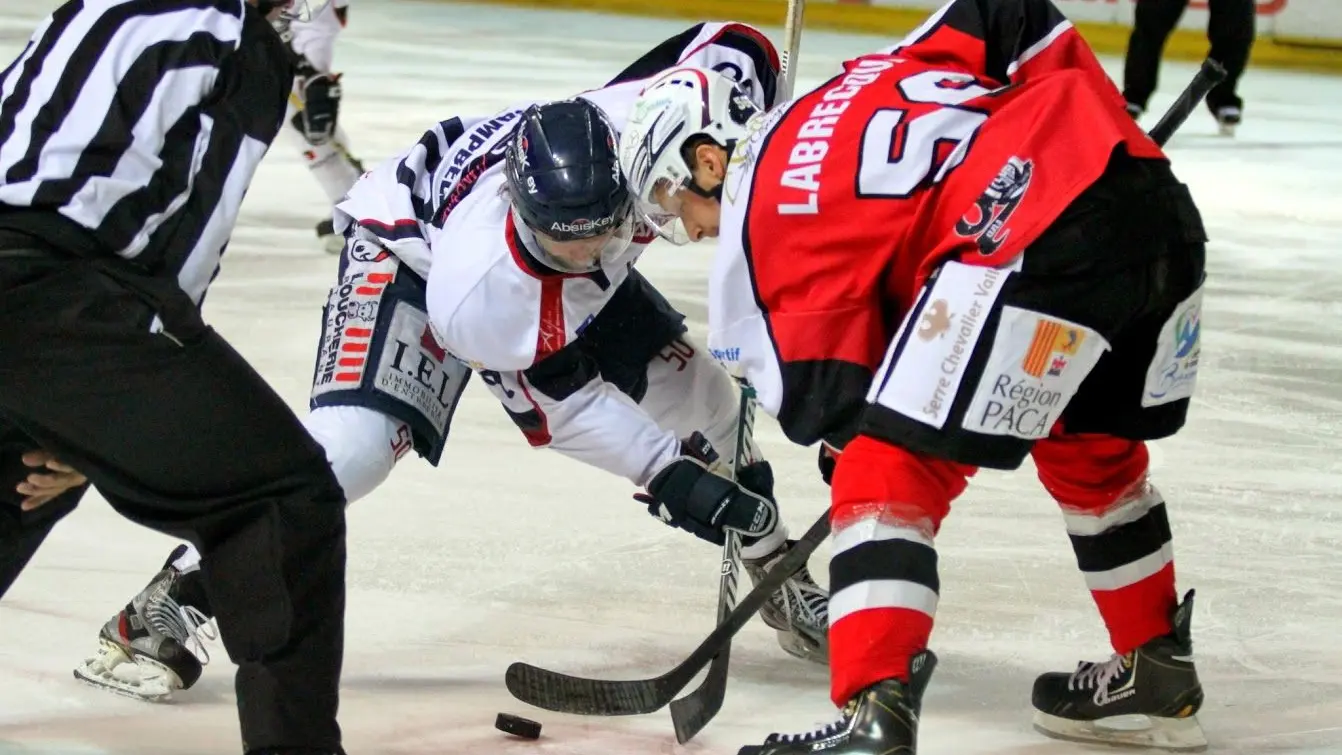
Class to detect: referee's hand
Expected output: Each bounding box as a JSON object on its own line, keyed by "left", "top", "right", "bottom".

{"left": 17, "top": 451, "right": 86, "bottom": 511}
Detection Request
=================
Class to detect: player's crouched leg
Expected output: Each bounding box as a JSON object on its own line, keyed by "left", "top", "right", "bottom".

{"left": 310, "top": 236, "right": 473, "bottom": 474}
{"left": 576, "top": 272, "right": 829, "bottom": 663}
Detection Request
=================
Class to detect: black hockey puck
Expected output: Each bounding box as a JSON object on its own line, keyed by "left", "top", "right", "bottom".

{"left": 495, "top": 712, "right": 542, "bottom": 739}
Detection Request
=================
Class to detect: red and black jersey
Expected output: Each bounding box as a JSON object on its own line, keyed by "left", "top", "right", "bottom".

{"left": 708, "top": 0, "right": 1165, "bottom": 449}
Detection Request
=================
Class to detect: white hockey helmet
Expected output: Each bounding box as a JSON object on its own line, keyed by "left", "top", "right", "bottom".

{"left": 620, "top": 66, "right": 760, "bottom": 243}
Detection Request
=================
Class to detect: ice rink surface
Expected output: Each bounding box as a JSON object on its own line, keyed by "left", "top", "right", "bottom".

{"left": 1, "top": 1, "right": 1340, "bottom": 753}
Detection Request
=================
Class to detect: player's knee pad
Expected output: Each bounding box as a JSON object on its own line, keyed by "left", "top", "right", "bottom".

{"left": 1032, "top": 432, "right": 1151, "bottom": 512}
{"left": 310, "top": 243, "right": 472, "bottom": 469}
{"left": 829, "top": 434, "right": 970, "bottom": 535}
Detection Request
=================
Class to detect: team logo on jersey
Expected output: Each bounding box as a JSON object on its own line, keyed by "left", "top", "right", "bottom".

{"left": 956, "top": 156, "right": 1034, "bottom": 256}
{"left": 348, "top": 239, "right": 392, "bottom": 263}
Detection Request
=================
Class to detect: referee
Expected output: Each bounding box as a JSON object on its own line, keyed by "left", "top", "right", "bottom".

{"left": 0, "top": 2, "right": 348, "bottom": 753}
{"left": 1123, "top": 0, "right": 1256, "bottom": 135}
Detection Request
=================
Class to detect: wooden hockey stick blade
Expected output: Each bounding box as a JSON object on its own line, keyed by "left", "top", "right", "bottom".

{"left": 671, "top": 640, "right": 730, "bottom": 743}
{"left": 504, "top": 511, "right": 831, "bottom": 715}
{"left": 1148, "top": 57, "right": 1227, "bottom": 147}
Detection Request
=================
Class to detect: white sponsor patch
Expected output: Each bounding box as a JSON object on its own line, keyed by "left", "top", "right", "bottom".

{"left": 311, "top": 260, "right": 396, "bottom": 399}
{"left": 869, "top": 261, "right": 1009, "bottom": 429}
{"left": 373, "top": 301, "right": 470, "bottom": 435}
{"left": 962, "top": 307, "right": 1109, "bottom": 440}
{"left": 1142, "top": 285, "right": 1202, "bottom": 408}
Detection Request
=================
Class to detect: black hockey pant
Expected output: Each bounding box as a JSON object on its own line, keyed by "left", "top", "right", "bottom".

{"left": 1123, "top": 0, "right": 1255, "bottom": 112}
{"left": 0, "top": 243, "right": 347, "bottom": 754}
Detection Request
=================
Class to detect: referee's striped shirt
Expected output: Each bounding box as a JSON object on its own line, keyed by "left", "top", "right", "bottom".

{"left": 0, "top": 0, "right": 292, "bottom": 305}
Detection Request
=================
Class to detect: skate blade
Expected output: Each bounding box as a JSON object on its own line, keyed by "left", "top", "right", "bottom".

{"left": 773, "top": 628, "right": 829, "bottom": 666}
{"left": 1217, "top": 123, "right": 1237, "bottom": 137}
{"left": 1033, "top": 710, "right": 1208, "bottom": 752}
{"left": 72, "top": 639, "right": 181, "bottom": 703}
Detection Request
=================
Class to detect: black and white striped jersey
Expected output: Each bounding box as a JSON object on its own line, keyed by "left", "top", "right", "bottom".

{"left": 0, "top": 0, "right": 293, "bottom": 304}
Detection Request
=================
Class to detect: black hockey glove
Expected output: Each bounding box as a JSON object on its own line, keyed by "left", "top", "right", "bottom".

{"left": 291, "top": 69, "right": 342, "bottom": 146}
{"left": 817, "top": 443, "right": 838, "bottom": 486}
{"left": 636, "top": 432, "right": 779, "bottom": 546}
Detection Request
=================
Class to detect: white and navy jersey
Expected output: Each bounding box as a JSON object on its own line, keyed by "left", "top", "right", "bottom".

{"left": 287, "top": 0, "right": 349, "bottom": 72}
{"left": 334, "top": 21, "right": 779, "bottom": 483}
{"left": 0, "top": 0, "right": 292, "bottom": 305}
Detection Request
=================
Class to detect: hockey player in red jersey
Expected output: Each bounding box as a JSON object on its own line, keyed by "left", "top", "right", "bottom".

{"left": 620, "top": 0, "right": 1209, "bottom": 752}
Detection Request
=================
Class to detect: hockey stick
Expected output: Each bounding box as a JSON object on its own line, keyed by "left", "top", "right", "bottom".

{"left": 666, "top": 6, "right": 808, "bottom": 740}
{"left": 667, "top": 382, "right": 757, "bottom": 743}
{"left": 776, "top": 0, "right": 807, "bottom": 102}
{"left": 1148, "top": 57, "right": 1227, "bottom": 147}
{"left": 504, "top": 508, "right": 830, "bottom": 716}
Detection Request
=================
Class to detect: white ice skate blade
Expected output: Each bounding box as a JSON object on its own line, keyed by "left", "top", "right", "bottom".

{"left": 1217, "top": 123, "right": 1237, "bottom": 137}
{"left": 1033, "top": 710, "right": 1208, "bottom": 752}
{"left": 72, "top": 639, "right": 181, "bottom": 703}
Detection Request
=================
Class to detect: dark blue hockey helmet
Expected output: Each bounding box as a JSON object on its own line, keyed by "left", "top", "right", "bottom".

{"left": 505, "top": 99, "right": 634, "bottom": 244}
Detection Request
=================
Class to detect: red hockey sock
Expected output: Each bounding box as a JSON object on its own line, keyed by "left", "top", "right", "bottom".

{"left": 1033, "top": 433, "right": 1177, "bottom": 652}
{"left": 826, "top": 435, "right": 972, "bottom": 705}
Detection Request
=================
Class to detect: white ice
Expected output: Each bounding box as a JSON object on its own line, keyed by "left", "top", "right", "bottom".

{"left": 0, "top": 2, "right": 1340, "bottom": 754}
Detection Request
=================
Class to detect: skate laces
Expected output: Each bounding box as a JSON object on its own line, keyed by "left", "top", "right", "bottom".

{"left": 1069, "top": 653, "right": 1132, "bottom": 704}
{"left": 766, "top": 699, "right": 857, "bottom": 744}
{"left": 779, "top": 565, "right": 829, "bottom": 631}
{"left": 145, "top": 576, "right": 217, "bottom": 664}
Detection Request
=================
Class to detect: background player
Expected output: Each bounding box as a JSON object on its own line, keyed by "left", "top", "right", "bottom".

{"left": 74, "top": 22, "right": 829, "bottom": 703}
{"left": 282, "top": 0, "right": 369, "bottom": 250}
{"left": 621, "top": 0, "right": 1208, "bottom": 752}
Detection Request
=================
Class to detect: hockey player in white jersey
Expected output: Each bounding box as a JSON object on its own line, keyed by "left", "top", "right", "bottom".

{"left": 74, "top": 22, "right": 829, "bottom": 702}
{"left": 281, "top": 0, "right": 367, "bottom": 252}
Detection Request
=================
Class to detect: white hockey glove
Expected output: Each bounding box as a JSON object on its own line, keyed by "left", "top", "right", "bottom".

{"left": 635, "top": 432, "right": 778, "bottom": 546}
{"left": 291, "top": 65, "right": 342, "bottom": 146}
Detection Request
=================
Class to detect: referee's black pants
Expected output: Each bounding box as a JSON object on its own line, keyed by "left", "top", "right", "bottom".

{"left": 1123, "top": 0, "right": 1255, "bottom": 113}
{"left": 0, "top": 242, "right": 347, "bottom": 754}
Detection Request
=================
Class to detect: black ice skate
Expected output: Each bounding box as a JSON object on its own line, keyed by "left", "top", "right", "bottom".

{"left": 1032, "top": 590, "right": 1205, "bottom": 751}
{"left": 316, "top": 217, "right": 343, "bottom": 255}
{"left": 73, "top": 546, "right": 216, "bottom": 702}
{"left": 744, "top": 538, "right": 829, "bottom": 664}
{"left": 1214, "top": 106, "right": 1241, "bottom": 137}
{"left": 738, "top": 650, "right": 936, "bottom": 755}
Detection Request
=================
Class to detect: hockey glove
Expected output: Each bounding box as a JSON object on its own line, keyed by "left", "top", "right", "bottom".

{"left": 817, "top": 442, "right": 839, "bottom": 486}
{"left": 637, "top": 432, "right": 779, "bottom": 546}
{"left": 291, "top": 71, "right": 342, "bottom": 146}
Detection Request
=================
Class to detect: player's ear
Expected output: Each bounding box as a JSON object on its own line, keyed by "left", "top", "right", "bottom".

{"left": 694, "top": 142, "right": 727, "bottom": 180}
